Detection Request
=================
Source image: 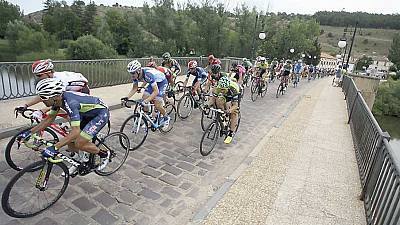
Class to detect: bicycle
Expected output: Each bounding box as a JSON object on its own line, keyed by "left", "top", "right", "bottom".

{"left": 199, "top": 107, "right": 241, "bottom": 156}
{"left": 165, "top": 79, "right": 185, "bottom": 106}
{"left": 276, "top": 75, "right": 288, "bottom": 98}
{"left": 5, "top": 108, "right": 111, "bottom": 171}
{"left": 250, "top": 74, "right": 268, "bottom": 102}
{"left": 120, "top": 99, "right": 176, "bottom": 150}
{"left": 292, "top": 73, "right": 300, "bottom": 88}
{"left": 176, "top": 85, "right": 208, "bottom": 119}
{"left": 1, "top": 132, "right": 130, "bottom": 218}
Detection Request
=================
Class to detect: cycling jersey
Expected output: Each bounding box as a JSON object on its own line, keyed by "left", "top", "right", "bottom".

{"left": 156, "top": 66, "right": 173, "bottom": 83}
{"left": 187, "top": 67, "right": 208, "bottom": 80}
{"left": 215, "top": 78, "right": 240, "bottom": 102}
{"left": 209, "top": 58, "right": 221, "bottom": 65}
{"left": 49, "top": 91, "right": 109, "bottom": 139}
{"left": 282, "top": 64, "right": 292, "bottom": 76}
{"left": 294, "top": 63, "right": 302, "bottom": 74}
{"left": 208, "top": 72, "right": 229, "bottom": 86}
{"left": 231, "top": 65, "right": 246, "bottom": 81}
{"left": 243, "top": 61, "right": 253, "bottom": 69}
{"left": 161, "top": 59, "right": 181, "bottom": 74}
{"left": 133, "top": 67, "right": 168, "bottom": 98}
{"left": 256, "top": 62, "right": 268, "bottom": 70}
{"left": 34, "top": 71, "right": 89, "bottom": 93}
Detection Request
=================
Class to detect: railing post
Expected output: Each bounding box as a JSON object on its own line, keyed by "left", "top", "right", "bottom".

{"left": 347, "top": 91, "right": 361, "bottom": 124}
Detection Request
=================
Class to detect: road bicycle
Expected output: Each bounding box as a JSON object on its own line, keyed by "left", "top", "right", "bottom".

{"left": 276, "top": 75, "right": 288, "bottom": 98}
{"left": 199, "top": 108, "right": 241, "bottom": 156}
{"left": 5, "top": 108, "right": 110, "bottom": 171}
{"left": 177, "top": 85, "right": 208, "bottom": 119}
{"left": 250, "top": 74, "right": 268, "bottom": 102}
{"left": 120, "top": 99, "right": 176, "bottom": 150}
{"left": 292, "top": 73, "right": 300, "bottom": 88}
{"left": 1, "top": 132, "right": 130, "bottom": 218}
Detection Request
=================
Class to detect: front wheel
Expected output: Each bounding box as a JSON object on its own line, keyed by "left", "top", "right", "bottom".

{"left": 201, "top": 108, "right": 216, "bottom": 131}
{"left": 95, "top": 132, "right": 130, "bottom": 176}
{"left": 276, "top": 83, "right": 283, "bottom": 98}
{"left": 120, "top": 114, "right": 148, "bottom": 150}
{"left": 261, "top": 81, "right": 268, "bottom": 98}
{"left": 177, "top": 93, "right": 194, "bottom": 119}
{"left": 250, "top": 78, "right": 259, "bottom": 102}
{"left": 200, "top": 122, "right": 221, "bottom": 156}
{"left": 2, "top": 160, "right": 69, "bottom": 218}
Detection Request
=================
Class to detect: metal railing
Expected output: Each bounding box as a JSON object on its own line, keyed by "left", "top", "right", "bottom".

{"left": 342, "top": 75, "right": 399, "bottom": 225}
{"left": 0, "top": 57, "right": 242, "bottom": 100}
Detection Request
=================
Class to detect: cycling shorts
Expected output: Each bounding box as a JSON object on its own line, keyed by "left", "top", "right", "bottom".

{"left": 80, "top": 108, "right": 109, "bottom": 140}
{"left": 144, "top": 79, "right": 168, "bottom": 99}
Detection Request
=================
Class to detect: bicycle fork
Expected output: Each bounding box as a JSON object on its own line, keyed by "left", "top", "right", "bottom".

{"left": 35, "top": 162, "right": 53, "bottom": 191}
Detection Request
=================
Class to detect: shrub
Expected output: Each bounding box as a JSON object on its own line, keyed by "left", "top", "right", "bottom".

{"left": 66, "top": 35, "right": 117, "bottom": 60}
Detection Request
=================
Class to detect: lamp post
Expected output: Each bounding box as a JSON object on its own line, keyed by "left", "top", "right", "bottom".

{"left": 338, "top": 38, "right": 347, "bottom": 69}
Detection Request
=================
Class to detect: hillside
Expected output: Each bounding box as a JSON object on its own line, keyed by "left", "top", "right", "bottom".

{"left": 319, "top": 25, "right": 398, "bottom": 59}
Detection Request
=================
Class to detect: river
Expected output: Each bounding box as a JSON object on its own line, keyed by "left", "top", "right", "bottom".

{"left": 376, "top": 115, "right": 400, "bottom": 151}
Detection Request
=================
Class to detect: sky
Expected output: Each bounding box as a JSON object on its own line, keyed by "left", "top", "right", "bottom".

{"left": 7, "top": 0, "right": 400, "bottom": 15}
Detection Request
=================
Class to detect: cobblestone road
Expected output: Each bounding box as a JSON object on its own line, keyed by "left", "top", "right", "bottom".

{"left": 0, "top": 78, "right": 322, "bottom": 225}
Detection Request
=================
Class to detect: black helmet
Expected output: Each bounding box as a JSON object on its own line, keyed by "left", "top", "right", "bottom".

{"left": 162, "top": 52, "right": 171, "bottom": 60}
{"left": 211, "top": 64, "right": 221, "bottom": 74}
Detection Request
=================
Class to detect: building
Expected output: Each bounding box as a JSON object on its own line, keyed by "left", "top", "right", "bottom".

{"left": 368, "top": 57, "right": 393, "bottom": 73}
{"left": 318, "top": 52, "right": 337, "bottom": 70}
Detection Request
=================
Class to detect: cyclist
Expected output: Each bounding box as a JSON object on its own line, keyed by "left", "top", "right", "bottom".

{"left": 269, "top": 58, "right": 278, "bottom": 82}
{"left": 207, "top": 76, "right": 240, "bottom": 144}
{"left": 255, "top": 57, "right": 269, "bottom": 86}
{"left": 293, "top": 60, "right": 303, "bottom": 84}
{"left": 230, "top": 62, "right": 245, "bottom": 85}
{"left": 208, "top": 54, "right": 222, "bottom": 66}
{"left": 18, "top": 78, "right": 111, "bottom": 173}
{"left": 308, "top": 64, "right": 315, "bottom": 80}
{"left": 15, "top": 59, "right": 89, "bottom": 119}
{"left": 205, "top": 64, "right": 228, "bottom": 91}
{"left": 242, "top": 58, "right": 253, "bottom": 72}
{"left": 281, "top": 60, "right": 292, "bottom": 89}
{"left": 147, "top": 61, "right": 174, "bottom": 86}
{"left": 161, "top": 52, "right": 181, "bottom": 80}
{"left": 121, "top": 60, "right": 170, "bottom": 126}
{"left": 183, "top": 60, "right": 208, "bottom": 105}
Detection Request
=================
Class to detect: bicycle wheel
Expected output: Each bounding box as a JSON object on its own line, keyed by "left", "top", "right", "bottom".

{"left": 261, "top": 81, "right": 268, "bottom": 98}
{"left": 200, "top": 122, "right": 221, "bottom": 156}
{"left": 250, "top": 79, "right": 259, "bottom": 102}
{"left": 177, "top": 93, "right": 194, "bottom": 119}
{"left": 94, "top": 132, "right": 130, "bottom": 176}
{"left": 5, "top": 127, "right": 59, "bottom": 171}
{"left": 276, "top": 83, "right": 283, "bottom": 98}
{"left": 2, "top": 160, "right": 69, "bottom": 218}
{"left": 201, "top": 108, "right": 216, "bottom": 131}
{"left": 120, "top": 114, "right": 148, "bottom": 150}
{"left": 234, "top": 111, "right": 241, "bottom": 133}
{"left": 160, "top": 103, "right": 177, "bottom": 133}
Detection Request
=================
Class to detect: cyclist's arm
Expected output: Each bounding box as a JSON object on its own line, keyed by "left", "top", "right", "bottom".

{"left": 183, "top": 72, "right": 191, "bottom": 87}
{"left": 24, "top": 96, "right": 42, "bottom": 108}
{"left": 30, "top": 108, "right": 58, "bottom": 134}
{"left": 55, "top": 126, "right": 80, "bottom": 149}
{"left": 126, "top": 83, "right": 139, "bottom": 99}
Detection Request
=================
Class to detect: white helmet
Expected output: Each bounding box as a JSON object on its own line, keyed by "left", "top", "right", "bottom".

{"left": 36, "top": 78, "right": 64, "bottom": 100}
{"left": 260, "top": 57, "right": 266, "bottom": 61}
{"left": 32, "top": 59, "right": 54, "bottom": 75}
{"left": 127, "top": 60, "right": 141, "bottom": 73}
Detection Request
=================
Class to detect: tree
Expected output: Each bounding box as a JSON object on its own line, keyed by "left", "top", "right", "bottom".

{"left": 0, "top": 0, "right": 22, "bottom": 38}
{"left": 355, "top": 55, "right": 373, "bottom": 71}
{"left": 66, "top": 35, "right": 117, "bottom": 59}
{"left": 389, "top": 34, "right": 400, "bottom": 69}
{"left": 82, "top": 2, "right": 96, "bottom": 35}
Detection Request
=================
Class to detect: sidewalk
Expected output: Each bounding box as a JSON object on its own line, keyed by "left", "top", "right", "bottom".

{"left": 200, "top": 79, "right": 365, "bottom": 224}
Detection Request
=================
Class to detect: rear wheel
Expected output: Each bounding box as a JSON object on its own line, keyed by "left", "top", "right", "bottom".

{"left": 120, "top": 114, "right": 148, "bottom": 150}
{"left": 177, "top": 93, "right": 194, "bottom": 119}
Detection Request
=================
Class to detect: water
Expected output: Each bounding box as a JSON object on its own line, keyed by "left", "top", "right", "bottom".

{"left": 375, "top": 115, "right": 400, "bottom": 150}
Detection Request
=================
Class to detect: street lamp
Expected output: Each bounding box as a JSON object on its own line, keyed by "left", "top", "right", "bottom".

{"left": 301, "top": 53, "right": 305, "bottom": 58}
{"left": 313, "top": 56, "right": 317, "bottom": 59}
{"left": 290, "top": 48, "right": 295, "bottom": 53}
{"left": 258, "top": 32, "right": 266, "bottom": 40}
{"left": 338, "top": 40, "right": 347, "bottom": 49}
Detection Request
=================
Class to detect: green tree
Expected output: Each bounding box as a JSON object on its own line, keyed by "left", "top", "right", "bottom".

{"left": 66, "top": 35, "right": 117, "bottom": 59}
{"left": 0, "top": 0, "right": 22, "bottom": 38}
{"left": 355, "top": 55, "right": 373, "bottom": 70}
{"left": 104, "top": 10, "right": 129, "bottom": 55}
{"left": 373, "top": 78, "right": 400, "bottom": 116}
{"left": 389, "top": 33, "right": 400, "bottom": 69}
{"left": 82, "top": 2, "right": 96, "bottom": 35}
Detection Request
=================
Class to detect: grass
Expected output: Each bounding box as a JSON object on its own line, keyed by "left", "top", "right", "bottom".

{"left": 319, "top": 25, "right": 399, "bottom": 58}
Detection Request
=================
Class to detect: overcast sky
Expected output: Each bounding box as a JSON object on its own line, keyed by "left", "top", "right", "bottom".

{"left": 7, "top": 0, "right": 400, "bottom": 15}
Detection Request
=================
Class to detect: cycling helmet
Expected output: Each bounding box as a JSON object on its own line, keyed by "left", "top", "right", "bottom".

{"left": 260, "top": 57, "right": 266, "bottom": 62}
{"left": 146, "top": 61, "right": 157, "bottom": 68}
{"left": 36, "top": 78, "right": 64, "bottom": 100}
{"left": 211, "top": 64, "right": 221, "bottom": 74}
{"left": 298, "top": 60, "right": 302, "bottom": 63}
{"left": 32, "top": 59, "right": 54, "bottom": 75}
{"left": 127, "top": 60, "right": 141, "bottom": 73}
{"left": 217, "top": 76, "right": 230, "bottom": 89}
{"left": 188, "top": 60, "right": 197, "bottom": 69}
{"left": 208, "top": 54, "right": 215, "bottom": 61}
{"left": 230, "top": 63, "right": 238, "bottom": 71}
{"left": 162, "top": 52, "right": 171, "bottom": 60}
{"left": 286, "top": 60, "right": 292, "bottom": 64}
{"left": 242, "top": 58, "right": 247, "bottom": 62}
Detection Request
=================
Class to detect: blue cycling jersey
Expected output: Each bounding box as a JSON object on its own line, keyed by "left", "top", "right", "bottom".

{"left": 50, "top": 91, "right": 107, "bottom": 127}
{"left": 294, "top": 63, "right": 302, "bottom": 73}
{"left": 187, "top": 67, "right": 207, "bottom": 79}
{"left": 133, "top": 67, "right": 167, "bottom": 87}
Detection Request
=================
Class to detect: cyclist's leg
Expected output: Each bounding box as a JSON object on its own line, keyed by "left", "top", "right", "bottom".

{"left": 228, "top": 101, "right": 239, "bottom": 131}
{"left": 154, "top": 81, "right": 168, "bottom": 117}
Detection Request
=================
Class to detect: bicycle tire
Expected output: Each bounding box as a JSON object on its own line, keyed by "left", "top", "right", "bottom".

{"left": 177, "top": 93, "right": 194, "bottom": 119}
{"left": 2, "top": 160, "right": 69, "bottom": 218}
{"left": 200, "top": 122, "right": 220, "bottom": 156}
{"left": 261, "top": 81, "right": 268, "bottom": 98}
{"left": 276, "top": 83, "right": 283, "bottom": 98}
{"left": 159, "top": 103, "right": 177, "bottom": 133}
{"left": 201, "top": 109, "right": 215, "bottom": 131}
{"left": 95, "top": 132, "right": 130, "bottom": 176}
{"left": 120, "top": 114, "right": 148, "bottom": 150}
{"left": 250, "top": 79, "right": 258, "bottom": 102}
{"left": 5, "top": 127, "right": 59, "bottom": 171}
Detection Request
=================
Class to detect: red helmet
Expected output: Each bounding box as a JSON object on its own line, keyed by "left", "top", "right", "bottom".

{"left": 146, "top": 61, "right": 157, "bottom": 68}
{"left": 188, "top": 60, "right": 197, "bottom": 69}
{"left": 208, "top": 55, "right": 215, "bottom": 61}
{"left": 32, "top": 59, "right": 54, "bottom": 75}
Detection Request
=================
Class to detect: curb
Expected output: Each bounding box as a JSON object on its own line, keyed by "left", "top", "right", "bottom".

{"left": 0, "top": 103, "right": 124, "bottom": 140}
{"left": 190, "top": 95, "right": 303, "bottom": 224}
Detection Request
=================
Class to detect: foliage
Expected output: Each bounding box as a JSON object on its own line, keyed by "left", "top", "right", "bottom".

{"left": 66, "top": 35, "right": 117, "bottom": 59}
{"left": 0, "top": 0, "right": 22, "bottom": 38}
{"left": 16, "top": 49, "right": 67, "bottom": 61}
{"left": 389, "top": 33, "right": 400, "bottom": 69}
{"left": 355, "top": 55, "right": 373, "bottom": 70}
{"left": 373, "top": 78, "right": 400, "bottom": 117}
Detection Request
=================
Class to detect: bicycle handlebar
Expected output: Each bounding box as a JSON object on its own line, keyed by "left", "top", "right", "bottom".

{"left": 121, "top": 99, "right": 154, "bottom": 108}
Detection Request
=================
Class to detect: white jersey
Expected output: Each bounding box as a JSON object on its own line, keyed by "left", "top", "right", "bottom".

{"left": 53, "top": 71, "right": 88, "bottom": 92}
